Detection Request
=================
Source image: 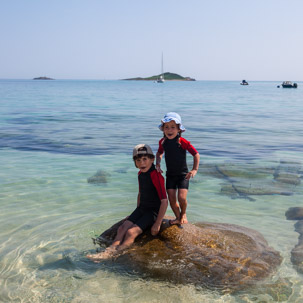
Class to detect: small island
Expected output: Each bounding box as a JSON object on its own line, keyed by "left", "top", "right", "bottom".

{"left": 33, "top": 76, "right": 54, "bottom": 80}
{"left": 124, "top": 72, "right": 195, "bottom": 81}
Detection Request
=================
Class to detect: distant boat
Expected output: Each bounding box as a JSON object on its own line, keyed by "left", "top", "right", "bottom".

{"left": 156, "top": 53, "right": 165, "bottom": 83}
{"left": 240, "top": 80, "right": 249, "bottom": 85}
{"left": 281, "top": 81, "right": 298, "bottom": 88}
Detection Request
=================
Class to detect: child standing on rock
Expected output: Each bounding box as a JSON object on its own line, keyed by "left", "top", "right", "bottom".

{"left": 156, "top": 112, "right": 200, "bottom": 225}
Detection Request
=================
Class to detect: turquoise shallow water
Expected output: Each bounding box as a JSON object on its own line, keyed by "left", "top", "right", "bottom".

{"left": 0, "top": 79, "right": 303, "bottom": 302}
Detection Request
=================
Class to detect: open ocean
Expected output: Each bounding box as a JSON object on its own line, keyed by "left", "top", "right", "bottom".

{"left": 0, "top": 79, "right": 303, "bottom": 302}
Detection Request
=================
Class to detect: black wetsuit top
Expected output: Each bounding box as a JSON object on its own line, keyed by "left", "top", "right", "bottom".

{"left": 163, "top": 137, "right": 188, "bottom": 176}
{"left": 138, "top": 164, "right": 166, "bottom": 211}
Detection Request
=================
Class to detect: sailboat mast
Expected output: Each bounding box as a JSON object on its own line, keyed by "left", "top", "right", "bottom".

{"left": 161, "top": 52, "right": 164, "bottom": 77}
{"left": 156, "top": 52, "right": 165, "bottom": 83}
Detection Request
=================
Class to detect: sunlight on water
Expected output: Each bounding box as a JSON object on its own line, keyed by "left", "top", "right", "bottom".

{"left": 0, "top": 80, "right": 303, "bottom": 302}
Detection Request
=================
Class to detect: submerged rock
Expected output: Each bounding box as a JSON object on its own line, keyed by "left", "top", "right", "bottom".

{"left": 87, "top": 170, "right": 109, "bottom": 184}
{"left": 286, "top": 207, "right": 303, "bottom": 274}
{"left": 94, "top": 217, "right": 282, "bottom": 291}
{"left": 216, "top": 163, "right": 274, "bottom": 180}
{"left": 249, "top": 278, "right": 293, "bottom": 302}
{"left": 199, "top": 160, "right": 302, "bottom": 199}
{"left": 285, "top": 207, "right": 303, "bottom": 220}
{"left": 291, "top": 242, "right": 303, "bottom": 274}
{"left": 274, "top": 160, "right": 302, "bottom": 186}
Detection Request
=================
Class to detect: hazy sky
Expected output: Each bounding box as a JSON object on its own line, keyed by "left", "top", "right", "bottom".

{"left": 1, "top": 0, "right": 302, "bottom": 80}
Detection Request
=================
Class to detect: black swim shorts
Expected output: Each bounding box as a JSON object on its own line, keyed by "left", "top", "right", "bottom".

{"left": 128, "top": 207, "right": 158, "bottom": 232}
{"left": 166, "top": 174, "right": 189, "bottom": 190}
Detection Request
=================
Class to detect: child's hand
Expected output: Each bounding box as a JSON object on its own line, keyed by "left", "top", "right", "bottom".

{"left": 186, "top": 169, "right": 197, "bottom": 180}
{"left": 156, "top": 164, "right": 163, "bottom": 173}
{"left": 151, "top": 222, "right": 161, "bottom": 236}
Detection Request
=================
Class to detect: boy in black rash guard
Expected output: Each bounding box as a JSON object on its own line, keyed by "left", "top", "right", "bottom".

{"left": 87, "top": 144, "right": 167, "bottom": 261}
{"left": 156, "top": 112, "right": 200, "bottom": 226}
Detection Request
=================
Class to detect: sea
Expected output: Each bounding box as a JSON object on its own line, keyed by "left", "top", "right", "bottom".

{"left": 0, "top": 79, "right": 302, "bottom": 302}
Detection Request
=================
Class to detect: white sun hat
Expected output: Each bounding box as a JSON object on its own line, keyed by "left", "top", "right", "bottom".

{"left": 158, "top": 112, "right": 186, "bottom": 132}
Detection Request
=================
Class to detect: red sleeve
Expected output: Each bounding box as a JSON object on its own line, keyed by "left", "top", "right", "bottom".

{"left": 180, "top": 137, "right": 198, "bottom": 156}
{"left": 157, "top": 138, "right": 165, "bottom": 154}
{"left": 150, "top": 170, "right": 167, "bottom": 200}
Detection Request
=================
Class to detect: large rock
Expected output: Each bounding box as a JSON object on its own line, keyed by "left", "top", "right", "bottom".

{"left": 94, "top": 217, "right": 282, "bottom": 291}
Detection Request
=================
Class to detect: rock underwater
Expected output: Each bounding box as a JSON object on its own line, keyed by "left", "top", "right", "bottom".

{"left": 199, "top": 160, "right": 302, "bottom": 200}
{"left": 93, "top": 217, "right": 282, "bottom": 292}
{"left": 285, "top": 207, "right": 303, "bottom": 274}
{"left": 87, "top": 170, "right": 109, "bottom": 184}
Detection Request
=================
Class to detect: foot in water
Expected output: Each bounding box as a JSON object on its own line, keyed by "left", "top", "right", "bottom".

{"left": 86, "top": 247, "right": 117, "bottom": 262}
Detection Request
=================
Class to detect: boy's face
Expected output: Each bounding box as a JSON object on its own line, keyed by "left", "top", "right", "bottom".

{"left": 135, "top": 156, "right": 154, "bottom": 173}
{"left": 163, "top": 120, "right": 179, "bottom": 139}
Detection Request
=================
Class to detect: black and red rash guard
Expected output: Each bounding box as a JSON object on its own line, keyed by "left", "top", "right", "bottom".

{"left": 158, "top": 136, "right": 198, "bottom": 176}
{"left": 138, "top": 164, "right": 167, "bottom": 211}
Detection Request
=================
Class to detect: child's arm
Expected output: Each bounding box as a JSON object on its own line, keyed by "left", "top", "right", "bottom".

{"left": 156, "top": 152, "right": 163, "bottom": 173}
{"left": 186, "top": 152, "right": 200, "bottom": 179}
{"left": 151, "top": 198, "right": 168, "bottom": 236}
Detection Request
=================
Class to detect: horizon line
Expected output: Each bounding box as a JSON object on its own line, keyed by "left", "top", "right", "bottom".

{"left": 0, "top": 78, "right": 301, "bottom": 82}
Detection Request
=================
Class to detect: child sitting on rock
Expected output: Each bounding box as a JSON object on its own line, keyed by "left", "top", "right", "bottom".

{"left": 87, "top": 144, "right": 168, "bottom": 260}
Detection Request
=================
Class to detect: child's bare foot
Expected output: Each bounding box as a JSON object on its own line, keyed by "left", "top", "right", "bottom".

{"left": 180, "top": 214, "right": 188, "bottom": 224}
{"left": 169, "top": 214, "right": 188, "bottom": 225}
{"left": 169, "top": 218, "right": 181, "bottom": 225}
{"left": 86, "top": 247, "right": 116, "bottom": 262}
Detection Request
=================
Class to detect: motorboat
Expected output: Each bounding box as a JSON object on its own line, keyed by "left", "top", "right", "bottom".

{"left": 281, "top": 81, "right": 298, "bottom": 88}
{"left": 240, "top": 80, "right": 249, "bottom": 85}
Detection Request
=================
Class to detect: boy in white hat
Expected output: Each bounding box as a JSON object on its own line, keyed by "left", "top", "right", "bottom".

{"left": 87, "top": 144, "right": 167, "bottom": 260}
{"left": 156, "top": 112, "right": 200, "bottom": 225}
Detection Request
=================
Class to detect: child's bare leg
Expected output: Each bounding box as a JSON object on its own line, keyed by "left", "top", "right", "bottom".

{"left": 111, "top": 220, "right": 135, "bottom": 247}
{"left": 87, "top": 220, "right": 134, "bottom": 261}
{"left": 91, "top": 226, "right": 142, "bottom": 260}
{"left": 117, "top": 225, "right": 142, "bottom": 251}
{"left": 167, "top": 189, "right": 181, "bottom": 225}
{"left": 178, "top": 189, "right": 188, "bottom": 224}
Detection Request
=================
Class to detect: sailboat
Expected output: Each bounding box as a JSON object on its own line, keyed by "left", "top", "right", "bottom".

{"left": 156, "top": 53, "right": 165, "bottom": 83}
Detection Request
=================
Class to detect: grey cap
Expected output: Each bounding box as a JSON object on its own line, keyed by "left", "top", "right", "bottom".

{"left": 133, "top": 144, "right": 154, "bottom": 157}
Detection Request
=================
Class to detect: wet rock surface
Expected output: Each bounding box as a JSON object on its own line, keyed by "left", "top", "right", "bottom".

{"left": 94, "top": 217, "right": 282, "bottom": 291}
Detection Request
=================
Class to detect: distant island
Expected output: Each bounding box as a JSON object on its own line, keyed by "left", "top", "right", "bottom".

{"left": 124, "top": 72, "right": 195, "bottom": 81}
{"left": 33, "top": 76, "right": 54, "bottom": 80}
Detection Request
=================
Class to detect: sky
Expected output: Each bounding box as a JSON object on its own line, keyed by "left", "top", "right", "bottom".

{"left": 1, "top": 0, "right": 303, "bottom": 81}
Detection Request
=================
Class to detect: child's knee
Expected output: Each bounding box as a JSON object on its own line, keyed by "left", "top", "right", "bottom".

{"left": 118, "top": 221, "right": 132, "bottom": 233}
{"left": 179, "top": 196, "right": 187, "bottom": 203}
{"left": 126, "top": 226, "right": 141, "bottom": 239}
{"left": 178, "top": 190, "right": 188, "bottom": 203}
